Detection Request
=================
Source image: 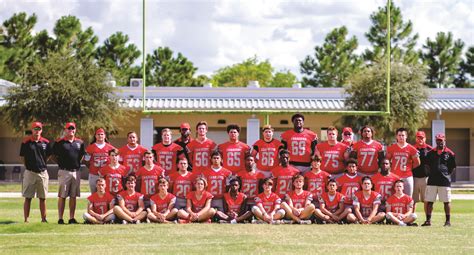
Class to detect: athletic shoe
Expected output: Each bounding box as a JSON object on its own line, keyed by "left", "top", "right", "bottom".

{"left": 421, "top": 221, "right": 431, "bottom": 227}
{"left": 299, "top": 220, "right": 312, "bottom": 225}
{"left": 68, "top": 218, "right": 78, "bottom": 224}
{"left": 219, "top": 220, "right": 230, "bottom": 224}
{"left": 251, "top": 219, "right": 264, "bottom": 224}
{"left": 41, "top": 219, "right": 48, "bottom": 223}
{"left": 271, "top": 220, "right": 281, "bottom": 225}
{"left": 398, "top": 222, "right": 407, "bottom": 226}
{"left": 230, "top": 219, "right": 238, "bottom": 224}
{"left": 407, "top": 222, "right": 418, "bottom": 227}
{"left": 444, "top": 221, "right": 451, "bottom": 227}
{"left": 122, "top": 220, "right": 128, "bottom": 225}
{"left": 281, "top": 219, "right": 293, "bottom": 224}
{"left": 135, "top": 220, "right": 141, "bottom": 224}
{"left": 58, "top": 219, "right": 65, "bottom": 224}
{"left": 146, "top": 218, "right": 151, "bottom": 224}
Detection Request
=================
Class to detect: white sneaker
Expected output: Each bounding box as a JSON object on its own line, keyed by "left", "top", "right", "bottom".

{"left": 230, "top": 219, "right": 238, "bottom": 224}
{"left": 281, "top": 219, "right": 293, "bottom": 224}
{"left": 399, "top": 222, "right": 407, "bottom": 226}
{"left": 251, "top": 219, "right": 264, "bottom": 224}
{"left": 219, "top": 220, "right": 229, "bottom": 224}
{"left": 146, "top": 218, "right": 151, "bottom": 224}
{"left": 122, "top": 220, "right": 128, "bottom": 225}
{"left": 272, "top": 220, "right": 281, "bottom": 225}
{"left": 300, "top": 220, "right": 312, "bottom": 225}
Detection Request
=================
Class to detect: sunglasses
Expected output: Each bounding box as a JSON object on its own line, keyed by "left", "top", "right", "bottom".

{"left": 67, "top": 126, "right": 76, "bottom": 130}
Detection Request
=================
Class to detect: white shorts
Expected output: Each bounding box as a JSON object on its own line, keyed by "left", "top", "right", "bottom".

{"left": 425, "top": 186, "right": 451, "bottom": 203}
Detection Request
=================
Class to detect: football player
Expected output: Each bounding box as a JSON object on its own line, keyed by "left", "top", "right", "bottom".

{"left": 216, "top": 178, "right": 253, "bottom": 223}
{"left": 314, "top": 126, "right": 349, "bottom": 178}
{"left": 98, "top": 149, "right": 128, "bottom": 196}
{"left": 118, "top": 131, "right": 148, "bottom": 175}
{"left": 147, "top": 178, "right": 178, "bottom": 223}
{"left": 350, "top": 125, "right": 384, "bottom": 176}
{"left": 186, "top": 121, "right": 217, "bottom": 175}
{"left": 280, "top": 174, "right": 315, "bottom": 224}
{"left": 251, "top": 177, "right": 286, "bottom": 224}
{"left": 177, "top": 176, "right": 216, "bottom": 223}
{"left": 113, "top": 175, "right": 147, "bottom": 224}
{"left": 83, "top": 178, "right": 115, "bottom": 224}
{"left": 386, "top": 179, "right": 418, "bottom": 226}
{"left": 152, "top": 128, "right": 185, "bottom": 176}
{"left": 347, "top": 176, "right": 385, "bottom": 224}
{"left": 251, "top": 125, "right": 283, "bottom": 178}
{"left": 271, "top": 149, "right": 300, "bottom": 199}
{"left": 218, "top": 124, "right": 251, "bottom": 174}
{"left": 314, "top": 179, "right": 350, "bottom": 224}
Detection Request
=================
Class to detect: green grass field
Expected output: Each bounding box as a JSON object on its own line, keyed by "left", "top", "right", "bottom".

{"left": 0, "top": 198, "right": 473, "bottom": 254}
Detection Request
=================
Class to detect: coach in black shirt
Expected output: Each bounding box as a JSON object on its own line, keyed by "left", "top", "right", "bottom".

{"left": 422, "top": 133, "right": 456, "bottom": 227}
{"left": 53, "top": 122, "right": 85, "bottom": 224}
{"left": 20, "top": 122, "right": 52, "bottom": 223}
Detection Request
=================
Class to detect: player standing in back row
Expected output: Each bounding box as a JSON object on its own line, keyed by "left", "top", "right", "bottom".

{"left": 218, "top": 124, "right": 250, "bottom": 174}
{"left": 251, "top": 125, "right": 283, "bottom": 178}
{"left": 280, "top": 113, "right": 318, "bottom": 175}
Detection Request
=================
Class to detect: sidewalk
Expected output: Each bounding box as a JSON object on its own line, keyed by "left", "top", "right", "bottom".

{"left": 1, "top": 192, "right": 473, "bottom": 200}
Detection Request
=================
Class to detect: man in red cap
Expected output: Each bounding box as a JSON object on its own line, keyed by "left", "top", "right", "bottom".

{"left": 422, "top": 133, "right": 456, "bottom": 227}
{"left": 53, "top": 122, "right": 86, "bottom": 224}
{"left": 341, "top": 127, "right": 354, "bottom": 147}
{"left": 412, "top": 131, "right": 432, "bottom": 213}
{"left": 20, "top": 121, "right": 52, "bottom": 223}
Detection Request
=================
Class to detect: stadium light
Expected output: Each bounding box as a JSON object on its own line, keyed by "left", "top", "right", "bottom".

{"left": 141, "top": 0, "right": 392, "bottom": 118}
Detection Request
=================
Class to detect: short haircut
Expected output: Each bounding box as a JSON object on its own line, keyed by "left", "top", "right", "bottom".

{"left": 394, "top": 179, "right": 404, "bottom": 186}
{"left": 211, "top": 150, "right": 222, "bottom": 158}
{"left": 127, "top": 131, "right": 137, "bottom": 138}
{"left": 361, "top": 176, "right": 374, "bottom": 190}
{"left": 327, "top": 126, "right": 338, "bottom": 133}
{"left": 161, "top": 128, "right": 172, "bottom": 135}
{"left": 158, "top": 177, "right": 169, "bottom": 185}
{"left": 292, "top": 174, "right": 305, "bottom": 183}
{"left": 196, "top": 121, "right": 208, "bottom": 130}
{"left": 396, "top": 127, "right": 408, "bottom": 134}
{"left": 143, "top": 150, "right": 153, "bottom": 157}
{"left": 245, "top": 153, "right": 254, "bottom": 160}
{"left": 279, "top": 149, "right": 290, "bottom": 157}
{"left": 346, "top": 158, "right": 357, "bottom": 166}
{"left": 108, "top": 148, "right": 119, "bottom": 155}
{"left": 96, "top": 177, "right": 106, "bottom": 184}
{"left": 126, "top": 175, "right": 136, "bottom": 183}
{"left": 291, "top": 113, "right": 305, "bottom": 122}
{"left": 327, "top": 178, "right": 337, "bottom": 186}
{"left": 195, "top": 176, "right": 208, "bottom": 189}
{"left": 263, "top": 177, "right": 273, "bottom": 185}
{"left": 312, "top": 155, "right": 322, "bottom": 162}
{"left": 227, "top": 124, "right": 240, "bottom": 133}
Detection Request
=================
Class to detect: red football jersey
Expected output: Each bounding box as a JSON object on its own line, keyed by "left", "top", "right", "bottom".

{"left": 285, "top": 190, "right": 313, "bottom": 209}
{"left": 117, "top": 191, "right": 144, "bottom": 212}
{"left": 150, "top": 193, "right": 176, "bottom": 213}
{"left": 187, "top": 138, "right": 217, "bottom": 175}
{"left": 353, "top": 191, "right": 382, "bottom": 218}
{"left": 236, "top": 170, "right": 265, "bottom": 200}
{"left": 85, "top": 143, "right": 116, "bottom": 175}
{"left": 387, "top": 143, "right": 419, "bottom": 178}
{"left": 352, "top": 140, "right": 384, "bottom": 175}
{"left": 223, "top": 192, "right": 246, "bottom": 212}
{"left": 304, "top": 170, "right": 331, "bottom": 198}
{"left": 169, "top": 171, "right": 195, "bottom": 199}
{"left": 319, "top": 192, "right": 345, "bottom": 213}
{"left": 99, "top": 164, "right": 128, "bottom": 195}
{"left": 136, "top": 165, "right": 165, "bottom": 198}
{"left": 372, "top": 172, "right": 400, "bottom": 201}
{"left": 386, "top": 193, "right": 414, "bottom": 214}
{"left": 271, "top": 165, "right": 300, "bottom": 198}
{"left": 152, "top": 143, "right": 183, "bottom": 176}
{"left": 201, "top": 167, "right": 232, "bottom": 199}
{"left": 218, "top": 141, "right": 251, "bottom": 174}
{"left": 336, "top": 174, "right": 362, "bottom": 205}
{"left": 252, "top": 139, "right": 283, "bottom": 172}
{"left": 186, "top": 191, "right": 214, "bottom": 212}
{"left": 254, "top": 192, "right": 282, "bottom": 213}
{"left": 118, "top": 144, "right": 148, "bottom": 175}
{"left": 280, "top": 129, "right": 317, "bottom": 164}
{"left": 316, "top": 142, "right": 348, "bottom": 174}
{"left": 87, "top": 192, "right": 115, "bottom": 214}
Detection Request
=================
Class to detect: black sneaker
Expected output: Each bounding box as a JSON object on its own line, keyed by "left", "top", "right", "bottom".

{"left": 444, "top": 221, "right": 451, "bottom": 227}
{"left": 58, "top": 219, "right": 65, "bottom": 224}
{"left": 421, "top": 221, "right": 431, "bottom": 226}
{"left": 407, "top": 222, "right": 418, "bottom": 227}
{"left": 41, "top": 219, "right": 48, "bottom": 223}
{"left": 68, "top": 218, "right": 78, "bottom": 224}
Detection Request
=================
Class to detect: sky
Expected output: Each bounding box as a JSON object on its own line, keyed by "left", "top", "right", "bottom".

{"left": 1, "top": 0, "right": 473, "bottom": 78}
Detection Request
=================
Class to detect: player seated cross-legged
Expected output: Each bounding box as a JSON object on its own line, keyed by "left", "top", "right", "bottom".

{"left": 314, "top": 179, "right": 350, "bottom": 224}
{"left": 83, "top": 178, "right": 115, "bottom": 224}
{"left": 251, "top": 177, "right": 286, "bottom": 224}
{"left": 177, "top": 176, "right": 216, "bottom": 223}
{"left": 386, "top": 179, "right": 418, "bottom": 226}
{"left": 216, "top": 178, "right": 253, "bottom": 223}
{"left": 280, "top": 174, "right": 315, "bottom": 224}
{"left": 147, "top": 178, "right": 179, "bottom": 224}
{"left": 347, "top": 176, "right": 385, "bottom": 224}
{"left": 113, "top": 175, "right": 147, "bottom": 224}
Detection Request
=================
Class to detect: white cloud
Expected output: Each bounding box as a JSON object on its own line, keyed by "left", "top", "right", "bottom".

{"left": 1, "top": 0, "right": 472, "bottom": 79}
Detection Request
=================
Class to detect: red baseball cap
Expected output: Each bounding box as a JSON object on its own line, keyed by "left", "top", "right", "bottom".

{"left": 65, "top": 122, "right": 76, "bottom": 129}
{"left": 435, "top": 133, "right": 446, "bottom": 140}
{"left": 95, "top": 128, "right": 105, "bottom": 135}
{"left": 31, "top": 122, "right": 43, "bottom": 129}
{"left": 180, "top": 123, "right": 191, "bottom": 129}
{"left": 342, "top": 127, "right": 353, "bottom": 134}
{"left": 416, "top": 131, "right": 426, "bottom": 138}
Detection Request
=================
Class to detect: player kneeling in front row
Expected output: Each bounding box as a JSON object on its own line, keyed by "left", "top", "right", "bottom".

{"left": 280, "top": 174, "right": 315, "bottom": 224}
{"left": 314, "top": 179, "right": 350, "bottom": 224}
{"left": 216, "top": 178, "right": 253, "bottom": 223}
{"left": 147, "top": 178, "right": 179, "bottom": 223}
{"left": 177, "top": 177, "right": 216, "bottom": 223}
{"left": 251, "top": 177, "right": 286, "bottom": 224}
{"left": 347, "top": 176, "right": 385, "bottom": 224}
{"left": 113, "top": 175, "right": 147, "bottom": 224}
{"left": 386, "top": 179, "right": 417, "bottom": 226}
{"left": 83, "top": 178, "right": 115, "bottom": 224}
